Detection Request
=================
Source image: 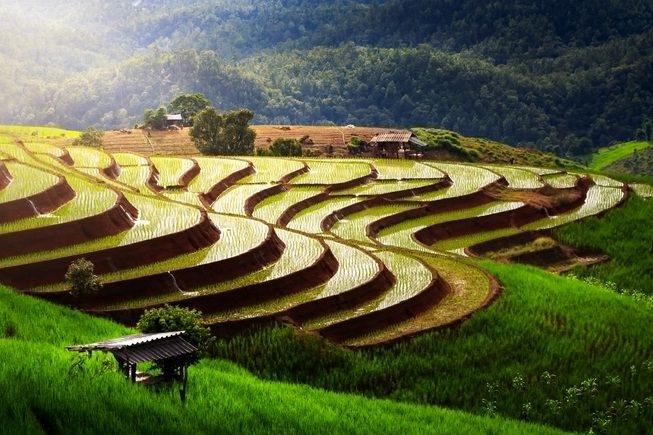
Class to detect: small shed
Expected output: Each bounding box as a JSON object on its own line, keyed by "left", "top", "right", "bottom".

{"left": 67, "top": 331, "right": 197, "bottom": 399}
{"left": 166, "top": 114, "right": 184, "bottom": 128}
{"left": 369, "top": 131, "right": 427, "bottom": 158}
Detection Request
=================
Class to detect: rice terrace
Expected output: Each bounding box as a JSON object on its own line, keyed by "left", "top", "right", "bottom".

{"left": 2, "top": 1, "right": 653, "bottom": 434}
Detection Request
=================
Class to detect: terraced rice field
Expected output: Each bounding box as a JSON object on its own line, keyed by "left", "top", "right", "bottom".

{"left": 188, "top": 157, "right": 250, "bottom": 193}
{"left": 330, "top": 204, "right": 418, "bottom": 243}
{"left": 253, "top": 186, "right": 324, "bottom": 224}
{"left": 334, "top": 180, "right": 438, "bottom": 196}
{"left": 292, "top": 159, "right": 371, "bottom": 184}
{"left": 630, "top": 183, "right": 653, "bottom": 198}
{"left": 287, "top": 196, "right": 362, "bottom": 233}
{"left": 377, "top": 201, "right": 523, "bottom": 253}
{"left": 303, "top": 250, "right": 433, "bottom": 329}
{"left": 212, "top": 184, "right": 276, "bottom": 215}
{"left": 0, "top": 139, "right": 635, "bottom": 346}
{"left": 238, "top": 157, "right": 305, "bottom": 183}
{"left": 66, "top": 146, "right": 114, "bottom": 169}
{"left": 0, "top": 176, "right": 118, "bottom": 236}
{"left": 150, "top": 156, "right": 196, "bottom": 187}
{"left": 543, "top": 172, "right": 578, "bottom": 188}
{"left": 0, "top": 162, "right": 60, "bottom": 203}
{"left": 479, "top": 165, "right": 544, "bottom": 189}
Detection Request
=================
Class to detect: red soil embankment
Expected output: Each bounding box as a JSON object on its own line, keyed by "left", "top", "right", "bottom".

{"left": 199, "top": 164, "right": 255, "bottom": 205}
{"left": 33, "top": 226, "right": 288, "bottom": 312}
{"left": 0, "top": 176, "right": 76, "bottom": 224}
{"left": 0, "top": 191, "right": 138, "bottom": 259}
{"left": 413, "top": 177, "right": 591, "bottom": 246}
{"left": 101, "top": 156, "right": 121, "bottom": 179}
{"left": 278, "top": 163, "right": 309, "bottom": 184}
{"left": 322, "top": 164, "right": 378, "bottom": 192}
{"left": 317, "top": 263, "right": 450, "bottom": 343}
{"left": 0, "top": 211, "right": 220, "bottom": 289}
{"left": 0, "top": 161, "right": 13, "bottom": 189}
{"left": 244, "top": 184, "right": 288, "bottom": 216}
{"left": 285, "top": 254, "right": 396, "bottom": 324}
{"left": 146, "top": 163, "right": 164, "bottom": 192}
{"left": 91, "top": 237, "right": 338, "bottom": 325}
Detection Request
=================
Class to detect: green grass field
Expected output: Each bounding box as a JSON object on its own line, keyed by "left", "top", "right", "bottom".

{"left": 0, "top": 285, "right": 564, "bottom": 435}
{"left": 588, "top": 141, "right": 651, "bottom": 170}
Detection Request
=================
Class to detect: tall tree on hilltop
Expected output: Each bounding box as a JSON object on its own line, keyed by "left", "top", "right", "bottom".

{"left": 190, "top": 108, "right": 256, "bottom": 155}
{"left": 168, "top": 93, "right": 211, "bottom": 126}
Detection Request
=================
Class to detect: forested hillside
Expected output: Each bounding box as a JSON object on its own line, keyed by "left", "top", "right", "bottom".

{"left": 1, "top": 0, "right": 652, "bottom": 156}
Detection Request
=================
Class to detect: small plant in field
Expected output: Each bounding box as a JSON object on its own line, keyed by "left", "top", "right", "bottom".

{"left": 71, "top": 127, "right": 104, "bottom": 147}
{"left": 65, "top": 258, "right": 102, "bottom": 297}
{"left": 512, "top": 373, "right": 526, "bottom": 390}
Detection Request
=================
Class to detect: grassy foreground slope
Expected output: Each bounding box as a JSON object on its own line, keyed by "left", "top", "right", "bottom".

{"left": 213, "top": 261, "right": 653, "bottom": 434}
{"left": 588, "top": 140, "right": 651, "bottom": 171}
{"left": 555, "top": 196, "right": 653, "bottom": 294}
{"left": 0, "top": 286, "right": 562, "bottom": 435}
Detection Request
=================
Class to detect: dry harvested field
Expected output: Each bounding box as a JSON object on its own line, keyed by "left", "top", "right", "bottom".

{"left": 99, "top": 125, "right": 401, "bottom": 156}
{"left": 0, "top": 134, "right": 637, "bottom": 347}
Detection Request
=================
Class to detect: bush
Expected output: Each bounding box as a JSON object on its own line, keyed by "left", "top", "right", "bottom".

{"left": 269, "top": 138, "right": 302, "bottom": 156}
{"left": 65, "top": 258, "right": 102, "bottom": 297}
{"left": 190, "top": 108, "right": 255, "bottom": 155}
{"left": 136, "top": 305, "right": 213, "bottom": 355}
{"left": 71, "top": 127, "right": 104, "bottom": 148}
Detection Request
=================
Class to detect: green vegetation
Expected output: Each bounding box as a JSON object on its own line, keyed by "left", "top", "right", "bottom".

{"left": 65, "top": 146, "right": 113, "bottom": 169}
{"left": 168, "top": 93, "right": 211, "bottom": 127}
{"left": 190, "top": 108, "right": 256, "bottom": 156}
{"left": 555, "top": 196, "right": 653, "bottom": 295}
{"left": 137, "top": 305, "right": 212, "bottom": 353}
{"left": 65, "top": 258, "right": 103, "bottom": 297}
{"left": 292, "top": 160, "right": 371, "bottom": 185}
{"left": 0, "top": 285, "right": 562, "bottom": 435}
{"left": 268, "top": 138, "right": 303, "bottom": 157}
{"left": 479, "top": 165, "right": 544, "bottom": 189}
{"left": 150, "top": 156, "right": 196, "bottom": 188}
{"left": 213, "top": 261, "right": 653, "bottom": 434}
{"left": 0, "top": 162, "right": 59, "bottom": 203}
{"left": 71, "top": 127, "right": 104, "bottom": 148}
{"left": 588, "top": 141, "right": 651, "bottom": 171}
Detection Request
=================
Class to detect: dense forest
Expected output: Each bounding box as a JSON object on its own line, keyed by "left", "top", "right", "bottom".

{"left": 1, "top": 0, "right": 652, "bottom": 156}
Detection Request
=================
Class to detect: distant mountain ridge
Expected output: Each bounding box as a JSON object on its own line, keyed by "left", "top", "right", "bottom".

{"left": 0, "top": 0, "right": 651, "bottom": 156}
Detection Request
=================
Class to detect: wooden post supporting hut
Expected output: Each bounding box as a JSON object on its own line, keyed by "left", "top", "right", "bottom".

{"left": 67, "top": 331, "right": 197, "bottom": 401}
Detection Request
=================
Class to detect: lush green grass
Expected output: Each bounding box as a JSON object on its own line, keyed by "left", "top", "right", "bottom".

{"left": 213, "top": 261, "right": 653, "bottom": 434}
{"left": 554, "top": 196, "right": 653, "bottom": 295}
{"left": 0, "top": 286, "right": 562, "bottom": 435}
{"left": 588, "top": 141, "right": 651, "bottom": 171}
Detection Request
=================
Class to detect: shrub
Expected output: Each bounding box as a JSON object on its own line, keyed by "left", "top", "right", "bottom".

{"left": 71, "top": 127, "right": 104, "bottom": 148}
{"left": 137, "top": 305, "right": 213, "bottom": 355}
{"left": 65, "top": 258, "right": 103, "bottom": 297}
{"left": 269, "top": 137, "right": 303, "bottom": 156}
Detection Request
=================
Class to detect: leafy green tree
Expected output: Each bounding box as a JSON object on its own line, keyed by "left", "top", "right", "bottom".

{"left": 65, "top": 258, "right": 103, "bottom": 297}
{"left": 190, "top": 108, "right": 256, "bottom": 155}
{"left": 137, "top": 305, "right": 212, "bottom": 356}
{"left": 143, "top": 107, "right": 168, "bottom": 130}
{"left": 71, "top": 127, "right": 104, "bottom": 148}
{"left": 168, "top": 93, "right": 211, "bottom": 126}
{"left": 269, "top": 138, "right": 302, "bottom": 156}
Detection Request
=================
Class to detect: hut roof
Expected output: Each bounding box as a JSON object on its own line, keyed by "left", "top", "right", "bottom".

{"left": 166, "top": 114, "right": 183, "bottom": 121}
{"left": 67, "top": 331, "right": 197, "bottom": 363}
{"left": 370, "top": 132, "right": 413, "bottom": 143}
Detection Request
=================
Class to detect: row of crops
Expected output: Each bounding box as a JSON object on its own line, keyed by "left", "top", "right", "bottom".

{"left": 0, "top": 141, "right": 640, "bottom": 346}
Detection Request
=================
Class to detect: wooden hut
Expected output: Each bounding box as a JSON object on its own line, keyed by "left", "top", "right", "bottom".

{"left": 68, "top": 331, "right": 197, "bottom": 400}
{"left": 369, "top": 131, "right": 427, "bottom": 158}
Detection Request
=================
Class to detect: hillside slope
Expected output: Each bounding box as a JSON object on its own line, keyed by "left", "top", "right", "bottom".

{"left": 0, "top": 285, "right": 564, "bottom": 435}
{"left": 0, "top": 0, "right": 651, "bottom": 155}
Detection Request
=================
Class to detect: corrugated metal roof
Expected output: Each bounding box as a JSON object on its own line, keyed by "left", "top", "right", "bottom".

{"left": 68, "top": 331, "right": 198, "bottom": 363}
{"left": 166, "top": 114, "right": 183, "bottom": 121}
{"left": 113, "top": 337, "right": 197, "bottom": 363}
{"left": 409, "top": 136, "right": 428, "bottom": 147}
{"left": 370, "top": 132, "right": 413, "bottom": 143}
{"left": 68, "top": 331, "right": 187, "bottom": 351}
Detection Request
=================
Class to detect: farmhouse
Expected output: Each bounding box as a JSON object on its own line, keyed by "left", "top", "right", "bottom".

{"left": 166, "top": 114, "right": 183, "bottom": 128}
{"left": 369, "top": 131, "right": 427, "bottom": 158}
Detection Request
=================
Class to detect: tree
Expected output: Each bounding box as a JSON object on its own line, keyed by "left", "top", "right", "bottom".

{"left": 143, "top": 107, "right": 168, "bottom": 130}
{"left": 642, "top": 118, "right": 653, "bottom": 142}
{"left": 269, "top": 137, "right": 302, "bottom": 156}
{"left": 65, "top": 258, "right": 103, "bottom": 297}
{"left": 137, "top": 305, "right": 212, "bottom": 356}
{"left": 71, "top": 127, "right": 104, "bottom": 147}
{"left": 168, "top": 93, "right": 211, "bottom": 126}
{"left": 190, "top": 108, "right": 256, "bottom": 155}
